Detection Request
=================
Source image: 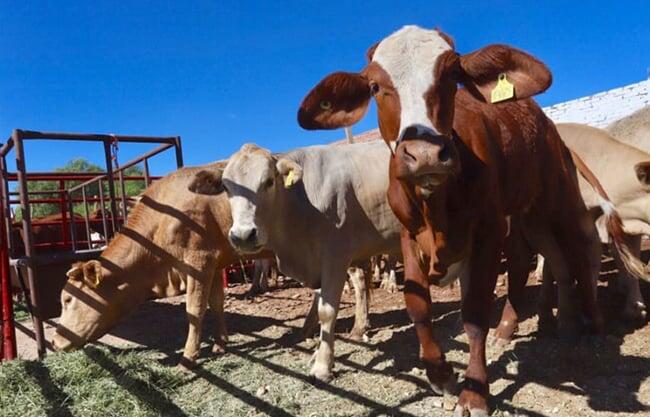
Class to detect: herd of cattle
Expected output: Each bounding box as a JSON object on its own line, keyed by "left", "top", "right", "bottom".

{"left": 42, "top": 26, "right": 650, "bottom": 416}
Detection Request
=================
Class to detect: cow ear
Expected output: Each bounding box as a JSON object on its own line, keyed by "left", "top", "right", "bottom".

{"left": 276, "top": 158, "right": 303, "bottom": 189}
{"left": 298, "top": 72, "right": 371, "bottom": 130}
{"left": 459, "top": 44, "right": 552, "bottom": 103}
{"left": 634, "top": 161, "right": 650, "bottom": 187}
{"left": 188, "top": 169, "right": 224, "bottom": 195}
{"left": 66, "top": 263, "right": 84, "bottom": 281}
{"left": 82, "top": 260, "right": 103, "bottom": 288}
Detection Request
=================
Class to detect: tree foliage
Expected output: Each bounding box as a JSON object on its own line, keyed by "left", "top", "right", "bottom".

{"left": 14, "top": 158, "right": 146, "bottom": 220}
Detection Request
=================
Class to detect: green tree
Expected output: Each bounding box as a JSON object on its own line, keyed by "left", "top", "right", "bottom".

{"left": 14, "top": 158, "right": 145, "bottom": 220}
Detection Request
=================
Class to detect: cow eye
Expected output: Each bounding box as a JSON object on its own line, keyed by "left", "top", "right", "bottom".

{"left": 263, "top": 178, "right": 274, "bottom": 189}
{"left": 370, "top": 82, "right": 380, "bottom": 95}
{"left": 62, "top": 295, "right": 72, "bottom": 306}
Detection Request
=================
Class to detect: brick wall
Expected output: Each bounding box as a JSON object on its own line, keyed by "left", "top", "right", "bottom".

{"left": 543, "top": 79, "right": 650, "bottom": 127}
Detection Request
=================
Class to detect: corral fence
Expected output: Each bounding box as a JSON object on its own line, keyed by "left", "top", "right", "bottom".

{"left": 0, "top": 129, "right": 183, "bottom": 360}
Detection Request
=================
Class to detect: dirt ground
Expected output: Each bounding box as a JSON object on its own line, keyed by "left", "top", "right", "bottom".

{"left": 10, "top": 272, "right": 650, "bottom": 417}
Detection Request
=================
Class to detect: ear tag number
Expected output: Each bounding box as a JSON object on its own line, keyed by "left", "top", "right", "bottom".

{"left": 491, "top": 73, "right": 515, "bottom": 103}
{"left": 284, "top": 170, "right": 296, "bottom": 188}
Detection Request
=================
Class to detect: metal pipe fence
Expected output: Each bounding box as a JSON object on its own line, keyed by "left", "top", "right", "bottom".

{"left": 0, "top": 129, "right": 182, "bottom": 360}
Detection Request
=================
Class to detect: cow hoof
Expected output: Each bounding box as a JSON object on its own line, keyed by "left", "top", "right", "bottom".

{"left": 178, "top": 356, "right": 198, "bottom": 372}
{"left": 212, "top": 343, "right": 227, "bottom": 355}
{"left": 493, "top": 320, "right": 518, "bottom": 344}
{"left": 453, "top": 405, "right": 488, "bottom": 417}
{"left": 426, "top": 365, "right": 458, "bottom": 396}
{"left": 348, "top": 328, "right": 368, "bottom": 341}
{"left": 309, "top": 363, "right": 333, "bottom": 382}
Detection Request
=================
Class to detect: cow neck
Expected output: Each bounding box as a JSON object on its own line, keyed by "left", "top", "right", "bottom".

{"left": 99, "top": 220, "right": 159, "bottom": 283}
{"left": 401, "top": 131, "right": 478, "bottom": 281}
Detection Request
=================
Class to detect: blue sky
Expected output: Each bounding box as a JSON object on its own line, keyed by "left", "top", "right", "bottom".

{"left": 1, "top": 1, "right": 649, "bottom": 175}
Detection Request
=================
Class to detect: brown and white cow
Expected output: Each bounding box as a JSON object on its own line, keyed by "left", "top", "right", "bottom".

{"left": 297, "top": 25, "right": 638, "bottom": 416}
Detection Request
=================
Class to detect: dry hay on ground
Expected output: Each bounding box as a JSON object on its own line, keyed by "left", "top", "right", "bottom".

{"left": 2, "top": 276, "right": 649, "bottom": 417}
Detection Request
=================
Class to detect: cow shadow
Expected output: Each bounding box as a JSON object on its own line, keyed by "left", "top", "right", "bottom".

{"left": 485, "top": 277, "right": 650, "bottom": 415}
{"left": 487, "top": 332, "right": 650, "bottom": 415}
{"left": 102, "top": 298, "right": 298, "bottom": 365}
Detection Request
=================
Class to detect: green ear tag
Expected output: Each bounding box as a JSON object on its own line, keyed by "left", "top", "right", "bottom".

{"left": 490, "top": 73, "right": 515, "bottom": 103}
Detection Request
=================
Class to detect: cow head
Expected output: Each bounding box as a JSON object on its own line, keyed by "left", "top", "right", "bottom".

{"left": 52, "top": 260, "right": 131, "bottom": 351}
{"left": 298, "top": 25, "right": 551, "bottom": 191}
{"left": 188, "top": 144, "right": 302, "bottom": 254}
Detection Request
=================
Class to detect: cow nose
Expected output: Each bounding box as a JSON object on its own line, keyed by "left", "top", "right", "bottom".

{"left": 229, "top": 227, "right": 258, "bottom": 247}
{"left": 395, "top": 132, "right": 456, "bottom": 181}
{"left": 247, "top": 228, "right": 258, "bottom": 243}
{"left": 399, "top": 140, "right": 448, "bottom": 168}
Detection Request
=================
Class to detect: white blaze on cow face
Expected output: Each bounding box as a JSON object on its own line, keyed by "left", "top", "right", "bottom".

{"left": 372, "top": 26, "right": 452, "bottom": 140}
{"left": 222, "top": 145, "right": 277, "bottom": 254}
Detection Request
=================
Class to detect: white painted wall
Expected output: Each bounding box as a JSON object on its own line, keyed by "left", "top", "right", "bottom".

{"left": 543, "top": 79, "right": 650, "bottom": 127}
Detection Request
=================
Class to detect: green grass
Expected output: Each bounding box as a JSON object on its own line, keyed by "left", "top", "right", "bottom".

{"left": 0, "top": 333, "right": 438, "bottom": 417}
{"left": 12, "top": 298, "right": 30, "bottom": 322}
{"left": 0, "top": 347, "right": 184, "bottom": 417}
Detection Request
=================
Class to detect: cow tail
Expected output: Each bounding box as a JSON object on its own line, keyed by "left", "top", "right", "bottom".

{"left": 570, "top": 149, "right": 649, "bottom": 282}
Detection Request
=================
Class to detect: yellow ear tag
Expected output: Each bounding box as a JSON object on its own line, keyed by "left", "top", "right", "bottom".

{"left": 284, "top": 170, "right": 296, "bottom": 188}
{"left": 490, "top": 73, "right": 515, "bottom": 103}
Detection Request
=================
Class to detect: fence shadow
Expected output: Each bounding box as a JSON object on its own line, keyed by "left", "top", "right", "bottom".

{"left": 22, "top": 360, "right": 75, "bottom": 417}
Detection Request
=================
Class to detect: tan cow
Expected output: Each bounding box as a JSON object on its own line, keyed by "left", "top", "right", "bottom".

{"left": 52, "top": 163, "right": 232, "bottom": 366}
{"left": 517, "top": 124, "right": 650, "bottom": 324}
{"left": 607, "top": 106, "right": 650, "bottom": 153}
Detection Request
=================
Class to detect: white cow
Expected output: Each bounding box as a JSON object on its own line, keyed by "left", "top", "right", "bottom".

{"left": 188, "top": 141, "right": 402, "bottom": 381}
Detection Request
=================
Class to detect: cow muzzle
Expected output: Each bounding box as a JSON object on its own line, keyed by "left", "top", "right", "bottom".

{"left": 51, "top": 331, "right": 77, "bottom": 352}
{"left": 394, "top": 131, "right": 457, "bottom": 189}
{"left": 229, "top": 226, "right": 264, "bottom": 254}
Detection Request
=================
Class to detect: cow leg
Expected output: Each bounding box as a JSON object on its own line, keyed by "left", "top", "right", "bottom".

{"left": 521, "top": 214, "right": 582, "bottom": 339}
{"left": 348, "top": 267, "right": 370, "bottom": 341}
{"left": 299, "top": 290, "right": 320, "bottom": 341}
{"left": 180, "top": 269, "right": 214, "bottom": 368}
{"left": 494, "top": 222, "right": 531, "bottom": 343}
{"left": 532, "top": 254, "right": 545, "bottom": 282}
{"left": 538, "top": 263, "right": 558, "bottom": 334}
{"left": 248, "top": 259, "right": 268, "bottom": 296}
{"left": 381, "top": 268, "right": 398, "bottom": 293}
{"left": 309, "top": 269, "right": 346, "bottom": 381}
{"left": 455, "top": 223, "right": 503, "bottom": 417}
{"left": 380, "top": 256, "right": 398, "bottom": 293}
{"left": 612, "top": 234, "right": 647, "bottom": 321}
{"left": 560, "top": 215, "right": 604, "bottom": 335}
{"left": 401, "top": 233, "right": 455, "bottom": 395}
{"left": 371, "top": 256, "right": 381, "bottom": 283}
{"left": 208, "top": 273, "right": 228, "bottom": 354}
